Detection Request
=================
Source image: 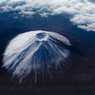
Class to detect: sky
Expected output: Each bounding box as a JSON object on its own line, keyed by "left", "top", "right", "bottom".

{"left": 0, "top": 0, "right": 95, "bottom": 32}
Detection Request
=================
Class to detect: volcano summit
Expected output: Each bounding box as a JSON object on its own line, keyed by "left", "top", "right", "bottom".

{"left": 2, "top": 30, "right": 71, "bottom": 82}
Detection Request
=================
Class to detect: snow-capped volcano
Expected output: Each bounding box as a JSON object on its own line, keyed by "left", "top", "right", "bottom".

{"left": 2, "top": 30, "right": 71, "bottom": 82}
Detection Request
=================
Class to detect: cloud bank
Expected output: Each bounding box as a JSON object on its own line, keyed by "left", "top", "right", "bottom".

{"left": 0, "top": 0, "right": 95, "bottom": 31}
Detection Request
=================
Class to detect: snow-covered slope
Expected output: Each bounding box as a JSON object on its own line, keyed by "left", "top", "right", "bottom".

{"left": 2, "top": 30, "right": 71, "bottom": 82}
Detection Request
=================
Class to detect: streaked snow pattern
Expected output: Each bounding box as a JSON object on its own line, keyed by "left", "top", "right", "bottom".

{"left": 3, "top": 30, "right": 71, "bottom": 82}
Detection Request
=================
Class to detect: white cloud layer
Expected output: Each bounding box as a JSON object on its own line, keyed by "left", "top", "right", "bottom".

{"left": 0, "top": 0, "right": 95, "bottom": 31}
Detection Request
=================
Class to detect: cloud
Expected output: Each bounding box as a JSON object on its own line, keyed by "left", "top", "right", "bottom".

{"left": 78, "top": 23, "right": 95, "bottom": 31}
{"left": 0, "top": 0, "right": 95, "bottom": 32}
